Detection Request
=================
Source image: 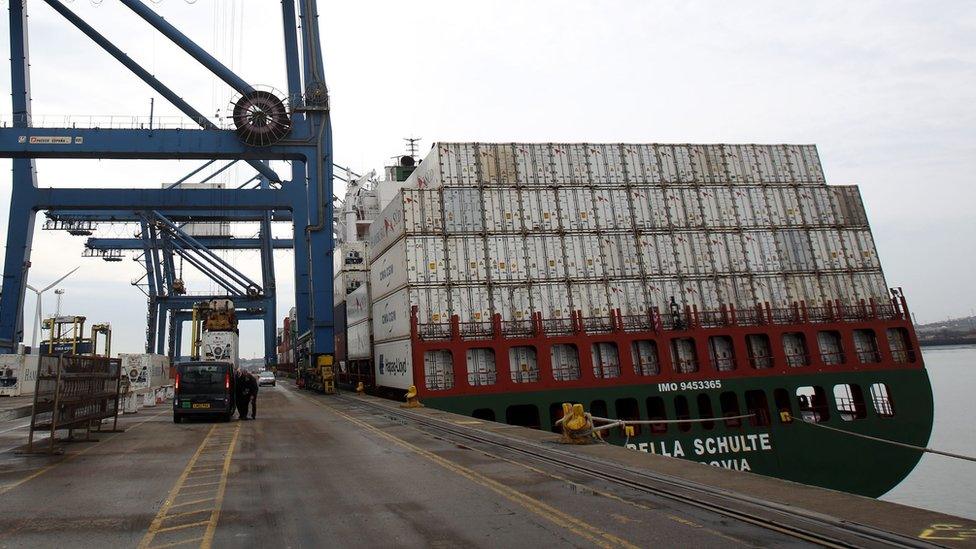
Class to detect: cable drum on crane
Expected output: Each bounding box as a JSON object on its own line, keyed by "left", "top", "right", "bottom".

{"left": 230, "top": 89, "right": 291, "bottom": 147}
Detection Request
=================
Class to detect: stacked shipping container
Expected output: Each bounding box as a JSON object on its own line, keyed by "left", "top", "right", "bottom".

{"left": 366, "top": 143, "right": 890, "bottom": 389}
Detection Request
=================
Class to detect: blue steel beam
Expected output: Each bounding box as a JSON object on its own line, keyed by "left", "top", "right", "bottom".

{"left": 120, "top": 0, "right": 255, "bottom": 97}
{"left": 33, "top": 188, "right": 290, "bottom": 211}
{"left": 259, "top": 176, "right": 278, "bottom": 367}
{"left": 86, "top": 238, "right": 294, "bottom": 251}
{"left": 0, "top": 3, "right": 38, "bottom": 350}
{"left": 154, "top": 212, "right": 260, "bottom": 294}
{"left": 39, "top": 0, "right": 281, "bottom": 183}
{"left": 0, "top": 128, "right": 306, "bottom": 160}
{"left": 47, "top": 210, "right": 294, "bottom": 222}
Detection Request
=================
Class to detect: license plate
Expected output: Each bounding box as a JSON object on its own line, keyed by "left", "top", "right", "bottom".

{"left": 192, "top": 403, "right": 211, "bottom": 409}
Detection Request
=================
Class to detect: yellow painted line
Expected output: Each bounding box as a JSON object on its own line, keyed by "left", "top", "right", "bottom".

{"left": 200, "top": 422, "right": 241, "bottom": 549}
{"left": 299, "top": 393, "right": 638, "bottom": 549}
{"left": 155, "top": 520, "right": 210, "bottom": 534}
{"left": 162, "top": 509, "right": 211, "bottom": 521}
{"left": 148, "top": 536, "right": 205, "bottom": 549}
{"left": 0, "top": 410, "right": 166, "bottom": 497}
{"left": 139, "top": 423, "right": 239, "bottom": 549}
{"left": 181, "top": 481, "right": 220, "bottom": 489}
{"left": 168, "top": 497, "right": 215, "bottom": 509}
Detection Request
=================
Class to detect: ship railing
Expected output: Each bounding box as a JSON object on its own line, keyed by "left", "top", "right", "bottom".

{"left": 619, "top": 315, "right": 655, "bottom": 332}
{"left": 419, "top": 323, "right": 452, "bottom": 340}
{"left": 748, "top": 355, "right": 775, "bottom": 369}
{"left": 856, "top": 350, "right": 882, "bottom": 364}
{"left": 674, "top": 359, "right": 699, "bottom": 374}
{"left": 768, "top": 308, "right": 803, "bottom": 325}
{"left": 785, "top": 353, "right": 811, "bottom": 367}
{"left": 712, "top": 356, "right": 737, "bottom": 371}
{"left": 820, "top": 351, "right": 845, "bottom": 365}
{"left": 457, "top": 321, "right": 493, "bottom": 340}
{"left": 804, "top": 306, "right": 835, "bottom": 323}
{"left": 891, "top": 349, "right": 916, "bottom": 364}
{"left": 499, "top": 319, "right": 535, "bottom": 337}
{"left": 580, "top": 316, "right": 614, "bottom": 333}
{"left": 698, "top": 310, "right": 731, "bottom": 328}
{"left": 541, "top": 318, "right": 575, "bottom": 335}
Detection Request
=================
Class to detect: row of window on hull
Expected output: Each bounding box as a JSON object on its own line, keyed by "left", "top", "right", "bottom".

{"left": 424, "top": 327, "right": 916, "bottom": 390}
{"left": 475, "top": 382, "right": 896, "bottom": 434}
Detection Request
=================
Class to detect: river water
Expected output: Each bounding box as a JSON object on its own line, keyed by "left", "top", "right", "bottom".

{"left": 881, "top": 344, "right": 976, "bottom": 519}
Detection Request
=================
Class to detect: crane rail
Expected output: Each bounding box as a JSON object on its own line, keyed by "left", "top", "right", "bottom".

{"left": 335, "top": 394, "right": 932, "bottom": 549}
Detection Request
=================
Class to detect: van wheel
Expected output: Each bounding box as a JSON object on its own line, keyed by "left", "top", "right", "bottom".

{"left": 173, "top": 414, "right": 182, "bottom": 424}
{"left": 224, "top": 411, "right": 233, "bottom": 422}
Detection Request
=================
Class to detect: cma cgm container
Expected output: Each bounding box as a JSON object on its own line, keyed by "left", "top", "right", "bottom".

{"left": 364, "top": 142, "right": 932, "bottom": 500}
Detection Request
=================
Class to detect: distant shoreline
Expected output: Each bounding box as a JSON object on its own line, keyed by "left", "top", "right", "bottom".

{"left": 920, "top": 338, "right": 976, "bottom": 348}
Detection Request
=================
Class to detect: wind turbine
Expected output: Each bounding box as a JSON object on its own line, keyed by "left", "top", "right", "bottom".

{"left": 26, "top": 266, "right": 80, "bottom": 355}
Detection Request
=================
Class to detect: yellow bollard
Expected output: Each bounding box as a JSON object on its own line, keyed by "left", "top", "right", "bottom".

{"left": 560, "top": 402, "right": 594, "bottom": 444}
{"left": 779, "top": 411, "right": 793, "bottom": 423}
{"left": 624, "top": 425, "right": 635, "bottom": 438}
{"left": 355, "top": 382, "right": 365, "bottom": 395}
{"left": 401, "top": 385, "right": 424, "bottom": 408}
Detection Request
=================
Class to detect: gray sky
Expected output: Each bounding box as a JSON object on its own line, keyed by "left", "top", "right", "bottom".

{"left": 1, "top": 0, "right": 973, "bottom": 357}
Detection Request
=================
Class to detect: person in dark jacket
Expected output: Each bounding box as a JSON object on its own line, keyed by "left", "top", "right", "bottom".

{"left": 235, "top": 369, "right": 259, "bottom": 420}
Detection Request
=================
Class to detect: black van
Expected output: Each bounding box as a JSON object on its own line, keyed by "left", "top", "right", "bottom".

{"left": 173, "top": 361, "right": 236, "bottom": 423}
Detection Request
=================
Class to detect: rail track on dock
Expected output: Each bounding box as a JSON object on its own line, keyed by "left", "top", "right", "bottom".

{"left": 336, "top": 394, "right": 933, "bottom": 549}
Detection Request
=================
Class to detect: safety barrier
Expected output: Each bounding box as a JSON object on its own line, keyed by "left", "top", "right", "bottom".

{"left": 24, "top": 355, "right": 122, "bottom": 454}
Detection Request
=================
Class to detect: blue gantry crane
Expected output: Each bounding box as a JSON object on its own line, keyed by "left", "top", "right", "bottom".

{"left": 0, "top": 0, "right": 337, "bottom": 372}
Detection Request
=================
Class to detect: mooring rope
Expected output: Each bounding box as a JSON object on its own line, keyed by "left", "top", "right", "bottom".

{"left": 796, "top": 418, "right": 976, "bottom": 463}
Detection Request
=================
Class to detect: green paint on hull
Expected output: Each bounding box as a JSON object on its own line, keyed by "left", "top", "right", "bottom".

{"left": 422, "top": 369, "right": 934, "bottom": 497}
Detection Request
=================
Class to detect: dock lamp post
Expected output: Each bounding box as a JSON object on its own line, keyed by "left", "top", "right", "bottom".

{"left": 25, "top": 267, "right": 80, "bottom": 355}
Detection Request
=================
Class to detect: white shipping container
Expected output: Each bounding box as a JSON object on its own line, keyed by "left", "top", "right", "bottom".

{"left": 601, "top": 232, "right": 642, "bottom": 278}
{"left": 752, "top": 274, "right": 790, "bottom": 306}
{"left": 672, "top": 232, "right": 712, "bottom": 275}
{"left": 809, "top": 229, "right": 847, "bottom": 271}
{"left": 630, "top": 186, "right": 668, "bottom": 229}
{"left": 558, "top": 187, "right": 598, "bottom": 231}
{"left": 570, "top": 282, "right": 610, "bottom": 318}
{"left": 334, "top": 270, "right": 368, "bottom": 305}
{"left": 347, "top": 320, "right": 372, "bottom": 360}
{"left": 831, "top": 186, "right": 868, "bottom": 227}
{"left": 550, "top": 144, "right": 590, "bottom": 185}
{"left": 346, "top": 284, "right": 371, "bottom": 325}
{"left": 486, "top": 235, "right": 528, "bottom": 282}
{"left": 521, "top": 188, "right": 560, "bottom": 231}
{"left": 334, "top": 241, "right": 369, "bottom": 274}
{"left": 645, "top": 278, "right": 684, "bottom": 312}
{"left": 442, "top": 188, "right": 484, "bottom": 233}
{"left": 483, "top": 188, "right": 524, "bottom": 232}
{"left": 564, "top": 234, "right": 605, "bottom": 279}
{"left": 446, "top": 236, "right": 488, "bottom": 283}
{"left": 513, "top": 143, "right": 550, "bottom": 186}
{"left": 607, "top": 279, "right": 649, "bottom": 316}
{"left": 374, "top": 339, "right": 414, "bottom": 390}
{"left": 530, "top": 282, "right": 571, "bottom": 319}
{"left": 451, "top": 285, "right": 492, "bottom": 324}
{"left": 369, "top": 237, "right": 447, "bottom": 299}
{"left": 586, "top": 143, "right": 625, "bottom": 185}
{"left": 371, "top": 287, "right": 451, "bottom": 343}
{"left": 524, "top": 235, "right": 565, "bottom": 280}
{"left": 638, "top": 233, "right": 676, "bottom": 276}
{"left": 367, "top": 189, "right": 443, "bottom": 257}
{"left": 843, "top": 229, "right": 881, "bottom": 270}
{"left": 851, "top": 271, "right": 889, "bottom": 304}
{"left": 479, "top": 143, "right": 518, "bottom": 186}
{"left": 491, "top": 284, "right": 532, "bottom": 322}
{"left": 776, "top": 229, "right": 815, "bottom": 272}
{"left": 741, "top": 231, "right": 782, "bottom": 272}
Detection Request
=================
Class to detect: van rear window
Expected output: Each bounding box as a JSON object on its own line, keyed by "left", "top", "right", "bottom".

{"left": 181, "top": 364, "right": 227, "bottom": 394}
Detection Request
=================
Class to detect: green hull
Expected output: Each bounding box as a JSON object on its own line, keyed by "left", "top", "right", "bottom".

{"left": 422, "top": 369, "right": 934, "bottom": 497}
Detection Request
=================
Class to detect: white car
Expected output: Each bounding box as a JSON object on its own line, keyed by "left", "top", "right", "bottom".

{"left": 257, "top": 371, "right": 276, "bottom": 387}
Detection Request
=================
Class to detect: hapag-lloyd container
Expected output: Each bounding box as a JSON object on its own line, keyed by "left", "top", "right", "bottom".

{"left": 372, "top": 286, "right": 451, "bottom": 343}
{"left": 369, "top": 236, "right": 446, "bottom": 301}
{"left": 373, "top": 338, "right": 413, "bottom": 390}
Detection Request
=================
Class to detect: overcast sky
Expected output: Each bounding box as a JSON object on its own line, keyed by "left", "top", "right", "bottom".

{"left": 1, "top": 0, "right": 973, "bottom": 358}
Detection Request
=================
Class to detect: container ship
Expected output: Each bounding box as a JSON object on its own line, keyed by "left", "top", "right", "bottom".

{"left": 328, "top": 142, "right": 933, "bottom": 498}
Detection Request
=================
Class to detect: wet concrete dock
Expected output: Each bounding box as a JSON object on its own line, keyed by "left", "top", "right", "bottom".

{"left": 0, "top": 382, "right": 972, "bottom": 548}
